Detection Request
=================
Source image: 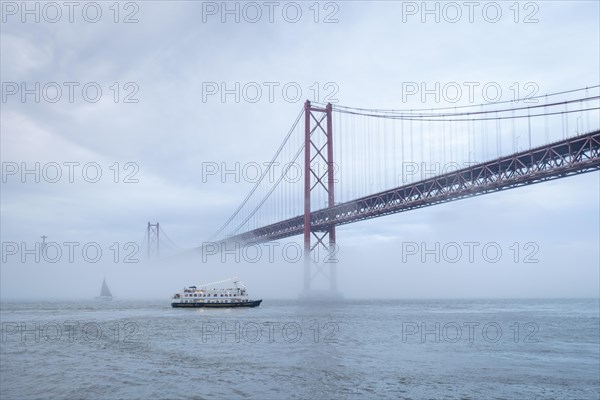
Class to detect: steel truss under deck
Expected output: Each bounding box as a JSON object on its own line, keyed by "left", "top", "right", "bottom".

{"left": 224, "top": 130, "right": 600, "bottom": 245}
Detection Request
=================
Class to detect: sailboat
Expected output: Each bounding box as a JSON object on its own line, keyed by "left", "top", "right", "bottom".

{"left": 96, "top": 277, "right": 113, "bottom": 300}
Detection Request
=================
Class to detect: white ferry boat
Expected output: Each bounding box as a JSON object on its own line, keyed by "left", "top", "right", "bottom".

{"left": 171, "top": 278, "right": 262, "bottom": 308}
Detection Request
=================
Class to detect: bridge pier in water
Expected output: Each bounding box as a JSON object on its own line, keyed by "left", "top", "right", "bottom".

{"left": 147, "top": 222, "right": 159, "bottom": 260}
{"left": 302, "top": 100, "right": 342, "bottom": 299}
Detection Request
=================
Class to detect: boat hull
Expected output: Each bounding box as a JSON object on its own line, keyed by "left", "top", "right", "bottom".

{"left": 171, "top": 300, "right": 262, "bottom": 308}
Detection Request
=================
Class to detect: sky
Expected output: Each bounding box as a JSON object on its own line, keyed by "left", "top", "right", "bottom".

{"left": 1, "top": 1, "right": 599, "bottom": 300}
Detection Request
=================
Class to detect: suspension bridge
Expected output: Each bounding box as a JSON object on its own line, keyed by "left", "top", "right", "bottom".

{"left": 145, "top": 86, "right": 600, "bottom": 297}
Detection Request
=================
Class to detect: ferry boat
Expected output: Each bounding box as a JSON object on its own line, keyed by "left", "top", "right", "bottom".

{"left": 171, "top": 278, "right": 262, "bottom": 308}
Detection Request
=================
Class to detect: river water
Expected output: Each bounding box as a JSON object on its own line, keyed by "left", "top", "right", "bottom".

{"left": 1, "top": 299, "right": 598, "bottom": 399}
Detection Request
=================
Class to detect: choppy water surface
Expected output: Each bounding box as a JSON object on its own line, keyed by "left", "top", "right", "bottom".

{"left": 1, "top": 299, "right": 598, "bottom": 399}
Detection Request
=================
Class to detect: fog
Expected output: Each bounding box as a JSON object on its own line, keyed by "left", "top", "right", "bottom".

{"left": 1, "top": 1, "right": 599, "bottom": 301}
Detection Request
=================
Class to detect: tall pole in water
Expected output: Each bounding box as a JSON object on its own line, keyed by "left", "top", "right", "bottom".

{"left": 40, "top": 235, "right": 47, "bottom": 258}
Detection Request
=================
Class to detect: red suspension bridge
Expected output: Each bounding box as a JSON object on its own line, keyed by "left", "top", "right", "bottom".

{"left": 151, "top": 86, "right": 600, "bottom": 297}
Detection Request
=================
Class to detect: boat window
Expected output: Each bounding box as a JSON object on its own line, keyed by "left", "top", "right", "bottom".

{"left": 214, "top": 294, "right": 217, "bottom": 297}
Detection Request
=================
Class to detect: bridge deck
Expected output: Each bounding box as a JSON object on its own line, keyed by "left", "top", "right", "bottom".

{"left": 223, "top": 130, "right": 600, "bottom": 245}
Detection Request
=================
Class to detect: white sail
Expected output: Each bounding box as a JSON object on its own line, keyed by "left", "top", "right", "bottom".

{"left": 99, "top": 278, "right": 112, "bottom": 298}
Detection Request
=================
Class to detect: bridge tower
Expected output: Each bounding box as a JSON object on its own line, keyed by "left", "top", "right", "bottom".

{"left": 147, "top": 222, "right": 159, "bottom": 260}
{"left": 303, "top": 101, "right": 340, "bottom": 298}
